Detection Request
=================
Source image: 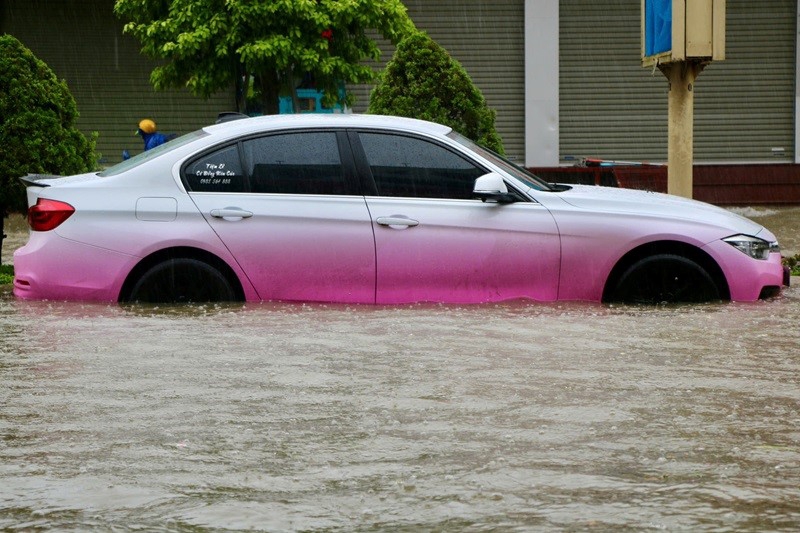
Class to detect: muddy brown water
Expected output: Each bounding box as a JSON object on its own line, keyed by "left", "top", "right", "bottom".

{"left": 1, "top": 208, "right": 800, "bottom": 531}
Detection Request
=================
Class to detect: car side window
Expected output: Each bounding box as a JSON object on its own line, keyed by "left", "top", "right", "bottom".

{"left": 242, "top": 132, "right": 347, "bottom": 195}
{"left": 184, "top": 144, "right": 245, "bottom": 192}
{"left": 359, "top": 132, "right": 486, "bottom": 199}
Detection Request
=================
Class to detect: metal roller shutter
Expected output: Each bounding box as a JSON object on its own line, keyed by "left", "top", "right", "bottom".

{"left": 2, "top": 0, "right": 234, "bottom": 166}
{"left": 349, "top": 0, "right": 526, "bottom": 161}
{"left": 560, "top": 1, "right": 670, "bottom": 163}
{"left": 559, "top": 0, "right": 795, "bottom": 163}
{"left": 696, "top": 1, "right": 795, "bottom": 161}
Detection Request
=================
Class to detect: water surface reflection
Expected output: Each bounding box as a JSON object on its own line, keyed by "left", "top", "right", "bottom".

{"left": 1, "top": 289, "right": 799, "bottom": 531}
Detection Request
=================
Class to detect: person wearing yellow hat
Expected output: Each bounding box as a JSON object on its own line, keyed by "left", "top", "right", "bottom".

{"left": 136, "top": 118, "right": 169, "bottom": 151}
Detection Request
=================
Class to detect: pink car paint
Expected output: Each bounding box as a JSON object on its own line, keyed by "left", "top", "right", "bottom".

{"left": 368, "top": 197, "right": 561, "bottom": 304}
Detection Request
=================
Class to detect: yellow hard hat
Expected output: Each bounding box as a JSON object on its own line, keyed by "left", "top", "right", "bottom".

{"left": 138, "top": 119, "right": 157, "bottom": 134}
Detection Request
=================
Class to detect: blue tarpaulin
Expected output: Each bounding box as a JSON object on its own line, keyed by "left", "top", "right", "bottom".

{"left": 645, "top": 0, "right": 672, "bottom": 57}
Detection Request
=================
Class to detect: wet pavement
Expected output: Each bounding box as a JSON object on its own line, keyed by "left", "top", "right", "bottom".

{"left": 1, "top": 207, "right": 799, "bottom": 531}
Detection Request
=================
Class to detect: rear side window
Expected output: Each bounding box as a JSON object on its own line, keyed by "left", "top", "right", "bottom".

{"left": 359, "top": 132, "right": 485, "bottom": 199}
{"left": 184, "top": 145, "right": 245, "bottom": 192}
{"left": 242, "top": 132, "right": 346, "bottom": 195}
{"left": 102, "top": 130, "right": 209, "bottom": 178}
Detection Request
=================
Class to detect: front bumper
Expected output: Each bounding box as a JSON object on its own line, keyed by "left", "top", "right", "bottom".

{"left": 703, "top": 240, "right": 786, "bottom": 301}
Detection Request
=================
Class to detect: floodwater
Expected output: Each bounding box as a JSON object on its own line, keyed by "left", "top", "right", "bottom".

{"left": 1, "top": 208, "right": 800, "bottom": 531}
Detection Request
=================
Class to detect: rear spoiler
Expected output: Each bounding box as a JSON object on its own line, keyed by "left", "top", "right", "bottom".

{"left": 19, "top": 173, "right": 62, "bottom": 188}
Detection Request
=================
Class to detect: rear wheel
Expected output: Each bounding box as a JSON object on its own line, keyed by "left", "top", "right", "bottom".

{"left": 127, "top": 258, "right": 237, "bottom": 303}
{"left": 610, "top": 254, "right": 720, "bottom": 304}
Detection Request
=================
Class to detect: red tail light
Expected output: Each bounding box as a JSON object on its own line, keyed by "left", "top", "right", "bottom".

{"left": 28, "top": 199, "right": 75, "bottom": 231}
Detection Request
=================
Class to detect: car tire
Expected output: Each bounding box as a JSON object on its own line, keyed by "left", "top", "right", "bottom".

{"left": 128, "top": 258, "right": 237, "bottom": 303}
{"left": 610, "top": 253, "right": 720, "bottom": 304}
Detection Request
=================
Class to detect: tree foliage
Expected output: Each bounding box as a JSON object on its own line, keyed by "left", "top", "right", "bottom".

{"left": 114, "top": 0, "right": 416, "bottom": 114}
{"left": 368, "top": 31, "right": 504, "bottom": 154}
{"left": 0, "top": 34, "right": 97, "bottom": 215}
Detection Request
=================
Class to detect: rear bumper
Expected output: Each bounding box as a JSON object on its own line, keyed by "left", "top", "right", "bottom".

{"left": 13, "top": 232, "right": 137, "bottom": 302}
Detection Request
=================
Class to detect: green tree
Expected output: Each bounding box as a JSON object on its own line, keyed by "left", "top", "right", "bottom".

{"left": 0, "top": 34, "right": 97, "bottom": 259}
{"left": 114, "top": 0, "right": 415, "bottom": 114}
{"left": 368, "top": 31, "right": 504, "bottom": 154}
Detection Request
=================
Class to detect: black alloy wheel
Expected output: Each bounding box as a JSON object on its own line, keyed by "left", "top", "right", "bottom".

{"left": 128, "top": 258, "right": 237, "bottom": 303}
{"left": 611, "top": 253, "right": 720, "bottom": 304}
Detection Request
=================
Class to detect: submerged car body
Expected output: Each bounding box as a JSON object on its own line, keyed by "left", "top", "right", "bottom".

{"left": 13, "top": 114, "right": 787, "bottom": 304}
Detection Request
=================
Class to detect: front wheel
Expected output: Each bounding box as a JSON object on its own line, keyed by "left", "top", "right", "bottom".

{"left": 127, "top": 258, "right": 238, "bottom": 303}
{"left": 609, "top": 254, "right": 720, "bottom": 304}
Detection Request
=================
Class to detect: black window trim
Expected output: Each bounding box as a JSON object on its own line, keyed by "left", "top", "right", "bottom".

{"left": 347, "top": 128, "right": 529, "bottom": 202}
{"left": 181, "top": 128, "right": 361, "bottom": 196}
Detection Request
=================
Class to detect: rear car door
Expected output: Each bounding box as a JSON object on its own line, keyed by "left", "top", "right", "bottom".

{"left": 352, "top": 131, "right": 562, "bottom": 304}
{"left": 185, "top": 130, "right": 376, "bottom": 303}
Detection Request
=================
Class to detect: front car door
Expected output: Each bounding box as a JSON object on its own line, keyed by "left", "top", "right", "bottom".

{"left": 185, "top": 130, "right": 376, "bottom": 303}
{"left": 353, "top": 131, "right": 562, "bottom": 304}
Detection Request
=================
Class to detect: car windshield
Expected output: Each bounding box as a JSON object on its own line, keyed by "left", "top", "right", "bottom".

{"left": 98, "top": 130, "right": 209, "bottom": 177}
{"left": 448, "top": 132, "right": 553, "bottom": 191}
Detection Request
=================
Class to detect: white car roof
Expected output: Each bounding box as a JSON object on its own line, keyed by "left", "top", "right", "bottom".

{"left": 202, "top": 113, "right": 453, "bottom": 138}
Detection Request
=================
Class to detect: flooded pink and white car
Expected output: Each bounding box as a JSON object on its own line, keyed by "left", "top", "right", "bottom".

{"left": 13, "top": 114, "right": 788, "bottom": 304}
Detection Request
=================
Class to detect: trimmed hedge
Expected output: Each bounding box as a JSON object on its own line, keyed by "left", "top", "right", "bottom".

{"left": 368, "top": 31, "right": 504, "bottom": 154}
{"left": 0, "top": 34, "right": 97, "bottom": 215}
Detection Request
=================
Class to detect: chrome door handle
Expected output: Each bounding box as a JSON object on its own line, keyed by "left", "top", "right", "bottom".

{"left": 376, "top": 216, "right": 419, "bottom": 228}
{"left": 210, "top": 208, "right": 254, "bottom": 220}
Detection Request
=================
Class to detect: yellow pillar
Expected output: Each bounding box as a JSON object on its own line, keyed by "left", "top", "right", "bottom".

{"left": 661, "top": 61, "right": 703, "bottom": 199}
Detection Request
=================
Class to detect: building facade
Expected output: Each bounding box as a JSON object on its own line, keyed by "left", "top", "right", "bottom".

{"left": 2, "top": 0, "right": 798, "bottom": 175}
{"left": 1, "top": 0, "right": 234, "bottom": 165}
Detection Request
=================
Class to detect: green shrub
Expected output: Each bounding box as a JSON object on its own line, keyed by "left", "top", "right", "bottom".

{"left": 0, "top": 264, "right": 13, "bottom": 285}
{"left": 368, "top": 31, "right": 504, "bottom": 154}
{"left": 0, "top": 34, "right": 97, "bottom": 215}
{"left": 783, "top": 253, "right": 800, "bottom": 276}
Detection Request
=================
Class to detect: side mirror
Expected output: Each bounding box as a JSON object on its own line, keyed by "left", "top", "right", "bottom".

{"left": 473, "top": 172, "right": 516, "bottom": 204}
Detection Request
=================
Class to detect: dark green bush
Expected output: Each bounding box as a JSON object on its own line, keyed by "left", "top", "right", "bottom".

{"left": 0, "top": 264, "right": 12, "bottom": 285}
{"left": 784, "top": 253, "right": 800, "bottom": 276}
{"left": 368, "top": 31, "right": 504, "bottom": 154}
{"left": 0, "top": 34, "right": 97, "bottom": 215}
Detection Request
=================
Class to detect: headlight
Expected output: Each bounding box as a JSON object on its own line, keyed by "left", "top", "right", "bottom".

{"left": 723, "top": 234, "right": 780, "bottom": 260}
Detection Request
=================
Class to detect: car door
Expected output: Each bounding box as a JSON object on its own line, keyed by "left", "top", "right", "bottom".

{"left": 353, "top": 131, "right": 562, "bottom": 304}
{"left": 185, "top": 130, "right": 376, "bottom": 303}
